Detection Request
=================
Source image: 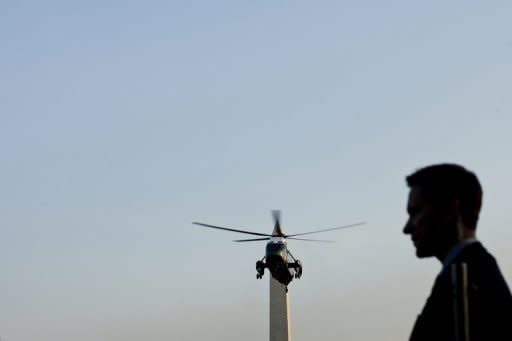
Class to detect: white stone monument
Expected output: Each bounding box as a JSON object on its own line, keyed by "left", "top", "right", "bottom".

{"left": 269, "top": 276, "right": 291, "bottom": 341}
{"left": 269, "top": 223, "right": 291, "bottom": 341}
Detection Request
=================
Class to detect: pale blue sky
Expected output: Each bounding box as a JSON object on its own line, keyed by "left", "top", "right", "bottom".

{"left": 1, "top": 1, "right": 512, "bottom": 340}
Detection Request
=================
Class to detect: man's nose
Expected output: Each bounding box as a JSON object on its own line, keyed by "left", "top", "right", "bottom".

{"left": 403, "top": 219, "right": 413, "bottom": 235}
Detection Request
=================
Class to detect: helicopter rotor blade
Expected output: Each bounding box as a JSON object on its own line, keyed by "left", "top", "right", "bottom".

{"left": 193, "top": 222, "right": 272, "bottom": 237}
{"left": 286, "top": 222, "right": 365, "bottom": 237}
{"left": 287, "top": 237, "right": 335, "bottom": 243}
{"left": 233, "top": 237, "right": 271, "bottom": 242}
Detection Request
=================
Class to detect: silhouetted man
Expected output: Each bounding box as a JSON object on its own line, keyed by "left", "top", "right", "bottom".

{"left": 403, "top": 164, "right": 512, "bottom": 341}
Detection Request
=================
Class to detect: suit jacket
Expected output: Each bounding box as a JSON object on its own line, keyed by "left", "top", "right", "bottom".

{"left": 410, "top": 242, "right": 512, "bottom": 341}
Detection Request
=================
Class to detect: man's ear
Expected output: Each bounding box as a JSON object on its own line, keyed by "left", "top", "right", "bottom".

{"left": 448, "top": 199, "right": 461, "bottom": 218}
{"left": 449, "top": 199, "right": 467, "bottom": 240}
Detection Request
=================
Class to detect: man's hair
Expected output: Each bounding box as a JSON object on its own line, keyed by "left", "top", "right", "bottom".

{"left": 406, "top": 163, "right": 483, "bottom": 230}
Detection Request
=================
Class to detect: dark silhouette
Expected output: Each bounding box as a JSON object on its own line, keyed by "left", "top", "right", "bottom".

{"left": 403, "top": 164, "right": 512, "bottom": 341}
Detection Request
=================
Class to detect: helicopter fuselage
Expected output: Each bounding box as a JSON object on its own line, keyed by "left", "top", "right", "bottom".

{"left": 254, "top": 236, "right": 302, "bottom": 286}
{"left": 265, "top": 238, "right": 294, "bottom": 286}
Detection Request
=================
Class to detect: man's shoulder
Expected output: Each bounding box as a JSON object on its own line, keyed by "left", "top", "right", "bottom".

{"left": 437, "top": 242, "right": 510, "bottom": 293}
{"left": 456, "top": 241, "right": 496, "bottom": 269}
{"left": 456, "top": 242, "right": 512, "bottom": 300}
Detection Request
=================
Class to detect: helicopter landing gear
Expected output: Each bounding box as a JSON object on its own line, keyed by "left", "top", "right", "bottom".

{"left": 256, "top": 260, "right": 265, "bottom": 279}
{"left": 291, "top": 260, "right": 302, "bottom": 279}
{"left": 286, "top": 249, "right": 302, "bottom": 280}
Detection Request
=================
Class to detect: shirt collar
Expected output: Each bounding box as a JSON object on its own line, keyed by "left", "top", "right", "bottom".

{"left": 440, "top": 238, "right": 478, "bottom": 274}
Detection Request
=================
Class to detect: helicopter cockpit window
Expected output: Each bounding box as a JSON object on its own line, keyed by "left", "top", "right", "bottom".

{"left": 266, "top": 242, "right": 285, "bottom": 252}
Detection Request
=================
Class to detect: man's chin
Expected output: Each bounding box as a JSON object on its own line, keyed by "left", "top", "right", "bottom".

{"left": 415, "top": 247, "right": 434, "bottom": 258}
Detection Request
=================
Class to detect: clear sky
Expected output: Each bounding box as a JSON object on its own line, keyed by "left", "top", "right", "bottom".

{"left": 1, "top": 1, "right": 512, "bottom": 340}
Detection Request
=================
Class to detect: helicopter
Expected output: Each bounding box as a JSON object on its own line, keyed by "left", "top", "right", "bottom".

{"left": 193, "top": 210, "right": 364, "bottom": 287}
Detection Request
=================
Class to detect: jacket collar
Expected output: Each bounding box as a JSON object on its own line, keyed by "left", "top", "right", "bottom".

{"left": 440, "top": 238, "right": 479, "bottom": 274}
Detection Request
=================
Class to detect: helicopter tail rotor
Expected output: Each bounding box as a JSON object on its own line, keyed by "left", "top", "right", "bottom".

{"left": 272, "top": 210, "right": 284, "bottom": 236}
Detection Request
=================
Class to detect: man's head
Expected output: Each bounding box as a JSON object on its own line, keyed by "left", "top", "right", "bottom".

{"left": 403, "top": 164, "right": 483, "bottom": 260}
